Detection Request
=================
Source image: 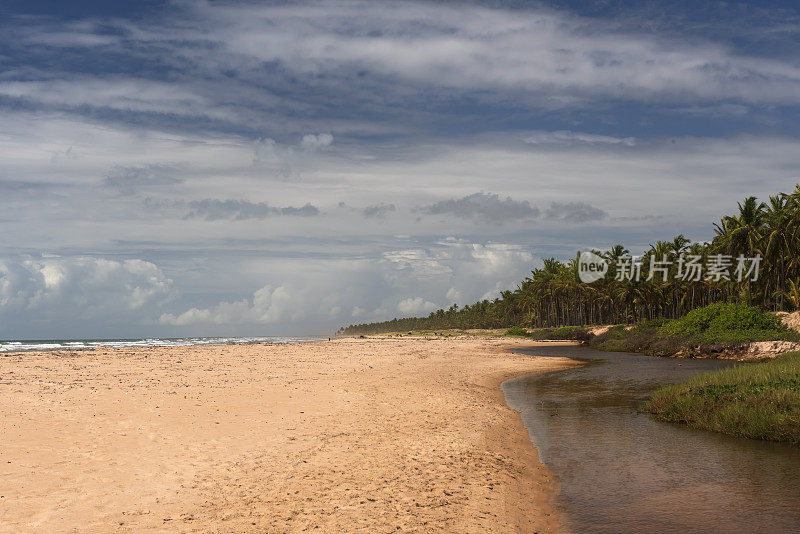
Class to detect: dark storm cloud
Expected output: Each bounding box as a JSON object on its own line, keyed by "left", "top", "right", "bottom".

{"left": 545, "top": 202, "right": 607, "bottom": 223}
{"left": 362, "top": 203, "right": 396, "bottom": 219}
{"left": 105, "top": 165, "right": 182, "bottom": 194}
{"left": 419, "top": 193, "right": 539, "bottom": 223}
{"left": 185, "top": 199, "right": 320, "bottom": 221}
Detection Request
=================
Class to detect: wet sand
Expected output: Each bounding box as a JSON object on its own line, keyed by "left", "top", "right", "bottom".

{"left": 0, "top": 337, "right": 576, "bottom": 532}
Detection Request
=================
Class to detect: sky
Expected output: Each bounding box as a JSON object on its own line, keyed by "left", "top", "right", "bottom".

{"left": 1, "top": 0, "right": 800, "bottom": 338}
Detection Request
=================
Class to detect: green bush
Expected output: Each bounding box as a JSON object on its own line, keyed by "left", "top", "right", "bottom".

{"left": 549, "top": 326, "right": 590, "bottom": 341}
{"left": 659, "top": 303, "right": 788, "bottom": 341}
{"left": 551, "top": 326, "right": 574, "bottom": 337}
{"left": 504, "top": 325, "right": 594, "bottom": 341}
{"left": 589, "top": 304, "right": 798, "bottom": 356}
{"left": 632, "top": 317, "right": 671, "bottom": 332}
{"left": 588, "top": 325, "right": 628, "bottom": 351}
{"left": 504, "top": 326, "right": 555, "bottom": 339}
{"left": 505, "top": 326, "right": 531, "bottom": 337}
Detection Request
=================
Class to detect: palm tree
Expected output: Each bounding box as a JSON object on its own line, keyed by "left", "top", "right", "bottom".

{"left": 341, "top": 186, "right": 800, "bottom": 335}
{"left": 782, "top": 279, "right": 800, "bottom": 311}
{"left": 717, "top": 197, "right": 766, "bottom": 305}
{"left": 763, "top": 195, "right": 792, "bottom": 309}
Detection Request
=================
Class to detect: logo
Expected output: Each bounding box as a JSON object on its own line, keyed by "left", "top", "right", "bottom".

{"left": 578, "top": 251, "right": 608, "bottom": 283}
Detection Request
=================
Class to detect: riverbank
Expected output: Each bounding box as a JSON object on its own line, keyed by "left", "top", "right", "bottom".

{"left": 503, "top": 343, "right": 800, "bottom": 532}
{"left": 645, "top": 351, "right": 800, "bottom": 444}
{"left": 0, "top": 337, "right": 577, "bottom": 532}
{"left": 586, "top": 304, "right": 800, "bottom": 360}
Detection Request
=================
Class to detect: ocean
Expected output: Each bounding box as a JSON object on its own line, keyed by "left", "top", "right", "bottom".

{"left": 0, "top": 336, "right": 319, "bottom": 353}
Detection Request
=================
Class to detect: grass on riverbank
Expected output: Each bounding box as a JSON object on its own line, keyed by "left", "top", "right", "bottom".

{"left": 504, "top": 325, "right": 591, "bottom": 341}
{"left": 644, "top": 351, "right": 800, "bottom": 444}
{"left": 588, "top": 303, "right": 799, "bottom": 357}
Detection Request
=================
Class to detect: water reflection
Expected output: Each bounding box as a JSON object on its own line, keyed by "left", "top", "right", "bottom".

{"left": 502, "top": 344, "right": 800, "bottom": 533}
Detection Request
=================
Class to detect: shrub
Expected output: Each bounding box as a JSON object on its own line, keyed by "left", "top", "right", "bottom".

{"left": 551, "top": 326, "right": 575, "bottom": 338}
{"left": 632, "top": 317, "right": 671, "bottom": 331}
{"left": 549, "top": 326, "right": 591, "bottom": 341}
{"left": 659, "top": 303, "right": 788, "bottom": 341}
{"left": 588, "top": 325, "right": 628, "bottom": 351}
{"left": 504, "top": 326, "right": 555, "bottom": 339}
{"left": 589, "top": 304, "right": 798, "bottom": 356}
{"left": 505, "top": 326, "right": 531, "bottom": 337}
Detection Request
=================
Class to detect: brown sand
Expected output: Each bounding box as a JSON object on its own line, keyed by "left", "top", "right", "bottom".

{"left": 0, "top": 337, "right": 577, "bottom": 533}
{"left": 780, "top": 310, "right": 800, "bottom": 332}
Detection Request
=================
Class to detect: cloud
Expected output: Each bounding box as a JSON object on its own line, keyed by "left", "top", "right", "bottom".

{"left": 155, "top": 240, "right": 537, "bottom": 330}
{"left": 185, "top": 200, "right": 320, "bottom": 221}
{"left": 301, "top": 133, "right": 333, "bottom": 151}
{"left": 397, "top": 297, "right": 437, "bottom": 315}
{"left": 545, "top": 202, "right": 607, "bottom": 223}
{"left": 105, "top": 164, "right": 182, "bottom": 194}
{"left": 419, "top": 193, "right": 539, "bottom": 223}
{"left": 362, "top": 203, "right": 396, "bottom": 218}
{"left": 446, "top": 287, "right": 461, "bottom": 302}
{"left": 2, "top": 2, "right": 800, "bottom": 338}
{"left": 252, "top": 138, "right": 288, "bottom": 167}
{"left": 0, "top": 180, "right": 55, "bottom": 193}
{"left": 33, "top": 4, "right": 800, "bottom": 105}
{"left": 525, "top": 131, "right": 636, "bottom": 147}
{"left": 0, "top": 257, "right": 173, "bottom": 333}
{"left": 252, "top": 135, "right": 335, "bottom": 180}
{"left": 381, "top": 249, "right": 454, "bottom": 280}
{"left": 0, "top": 78, "right": 214, "bottom": 118}
{"left": 3, "top": 0, "right": 800, "bottom": 150}
{"left": 379, "top": 240, "right": 536, "bottom": 306}
{"left": 279, "top": 204, "right": 321, "bottom": 217}
{"left": 160, "top": 285, "right": 292, "bottom": 326}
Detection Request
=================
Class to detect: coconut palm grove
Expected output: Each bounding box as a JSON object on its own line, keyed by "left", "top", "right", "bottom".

{"left": 340, "top": 185, "right": 800, "bottom": 334}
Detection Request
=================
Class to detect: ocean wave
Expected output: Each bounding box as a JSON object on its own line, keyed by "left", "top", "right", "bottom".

{"left": 0, "top": 336, "right": 317, "bottom": 353}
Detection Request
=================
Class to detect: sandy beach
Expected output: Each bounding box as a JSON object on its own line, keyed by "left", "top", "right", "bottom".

{"left": 0, "top": 337, "right": 577, "bottom": 533}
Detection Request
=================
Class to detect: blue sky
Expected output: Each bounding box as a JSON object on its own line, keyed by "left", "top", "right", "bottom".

{"left": 1, "top": 0, "right": 799, "bottom": 338}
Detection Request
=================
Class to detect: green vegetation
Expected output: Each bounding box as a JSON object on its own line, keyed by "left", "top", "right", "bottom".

{"left": 659, "top": 303, "right": 791, "bottom": 343}
{"left": 589, "top": 304, "right": 799, "bottom": 356}
{"left": 550, "top": 326, "right": 591, "bottom": 340}
{"left": 503, "top": 325, "right": 590, "bottom": 341}
{"left": 340, "top": 186, "right": 800, "bottom": 335}
{"left": 644, "top": 352, "right": 800, "bottom": 444}
{"left": 504, "top": 326, "right": 535, "bottom": 337}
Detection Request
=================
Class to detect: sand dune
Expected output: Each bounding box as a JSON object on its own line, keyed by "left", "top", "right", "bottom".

{"left": 0, "top": 337, "right": 576, "bottom": 532}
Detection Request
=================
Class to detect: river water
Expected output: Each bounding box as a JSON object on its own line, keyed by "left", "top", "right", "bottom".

{"left": 502, "top": 344, "right": 800, "bottom": 533}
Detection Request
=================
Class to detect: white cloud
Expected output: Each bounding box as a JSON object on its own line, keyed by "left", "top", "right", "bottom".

{"left": 2, "top": 2, "right": 800, "bottom": 338}
{"left": 0, "top": 78, "right": 222, "bottom": 119}
{"left": 5, "top": 0, "right": 800, "bottom": 134}
{"left": 251, "top": 135, "right": 336, "bottom": 180}
{"left": 152, "top": 240, "right": 537, "bottom": 330}
{"left": 0, "top": 258, "right": 173, "bottom": 333}
{"left": 379, "top": 241, "right": 536, "bottom": 308}
{"left": 113, "top": 2, "right": 800, "bottom": 105}
{"left": 105, "top": 164, "right": 183, "bottom": 194}
{"left": 1, "top": 105, "right": 798, "bottom": 256}
{"left": 446, "top": 287, "right": 461, "bottom": 302}
{"left": 524, "top": 131, "right": 636, "bottom": 147}
{"left": 301, "top": 133, "right": 334, "bottom": 151}
{"left": 160, "top": 285, "right": 293, "bottom": 326}
{"left": 397, "top": 297, "right": 437, "bottom": 315}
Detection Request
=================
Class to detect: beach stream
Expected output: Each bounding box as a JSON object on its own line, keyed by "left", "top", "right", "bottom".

{"left": 502, "top": 344, "right": 800, "bottom": 533}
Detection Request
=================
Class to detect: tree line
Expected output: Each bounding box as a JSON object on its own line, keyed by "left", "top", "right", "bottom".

{"left": 339, "top": 185, "right": 800, "bottom": 335}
